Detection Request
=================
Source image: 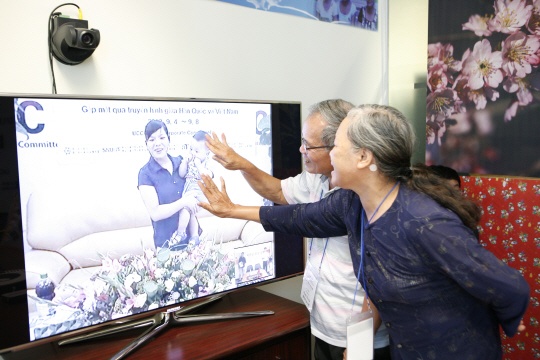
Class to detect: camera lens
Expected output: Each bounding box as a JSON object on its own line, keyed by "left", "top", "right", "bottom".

{"left": 81, "top": 33, "right": 94, "bottom": 46}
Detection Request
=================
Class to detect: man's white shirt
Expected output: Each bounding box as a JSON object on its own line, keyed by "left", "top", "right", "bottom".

{"left": 282, "top": 171, "right": 389, "bottom": 348}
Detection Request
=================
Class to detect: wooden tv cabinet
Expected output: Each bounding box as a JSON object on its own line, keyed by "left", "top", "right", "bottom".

{"left": 4, "top": 287, "right": 311, "bottom": 360}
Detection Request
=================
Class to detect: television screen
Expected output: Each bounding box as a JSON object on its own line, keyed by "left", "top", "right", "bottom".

{"left": 0, "top": 94, "right": 303, "bottom": 353}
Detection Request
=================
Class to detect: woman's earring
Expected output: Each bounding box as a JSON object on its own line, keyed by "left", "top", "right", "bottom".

{"left": 369, "top": 164, "right": 377, "bottom": 172}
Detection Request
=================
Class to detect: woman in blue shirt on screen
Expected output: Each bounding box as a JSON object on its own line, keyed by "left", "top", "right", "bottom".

{"left": 197, "top": 104, "right": 530, "bottom": 360}
{"left": 138, "top": 120, "right": 200, "bottom": 250}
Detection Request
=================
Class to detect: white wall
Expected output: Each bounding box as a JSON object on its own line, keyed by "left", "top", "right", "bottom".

{"left": 0, "top": 0, "right": 384, "bottom": 303}
{"left": 1, "top": 0, "right": 383, "bottom": 107}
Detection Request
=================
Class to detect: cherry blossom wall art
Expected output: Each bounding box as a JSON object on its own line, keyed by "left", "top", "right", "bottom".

{"left": 427, "top": 0, "right": 540, "bottom": 177}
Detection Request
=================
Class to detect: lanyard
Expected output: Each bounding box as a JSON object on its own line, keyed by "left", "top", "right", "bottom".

{"left": 351, "top": 181, "right": 399, "bottom": 311}
{"left": 308, "top": 188, "right": 330, "bottom": 271}
{"left": 308, "top": 237, "right": 330, "bottom": 271}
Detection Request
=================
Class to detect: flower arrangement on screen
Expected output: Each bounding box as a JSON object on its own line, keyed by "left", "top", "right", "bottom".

{"left": 427, "top": 0, "right": 540, "bottom": 146}
{"left": 30, "top": 238, "right": 236, "bottom": 338}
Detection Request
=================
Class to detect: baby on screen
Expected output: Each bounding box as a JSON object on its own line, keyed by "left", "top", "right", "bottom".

{"left": 175, "top": 130, "right": 213, "bottom": 246}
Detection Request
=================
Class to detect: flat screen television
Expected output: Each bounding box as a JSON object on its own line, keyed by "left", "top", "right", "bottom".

{"left": 0, "top": 94, "right": 303, "bottom": 356}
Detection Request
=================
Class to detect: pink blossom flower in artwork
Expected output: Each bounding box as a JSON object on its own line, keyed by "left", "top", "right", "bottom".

{"left": 502, "top": 31, "right": 540, "bottom": 78}
{"left": 460, "top": 47, "right": 471, "bottom": 64}
{"left": 526, "top": 0, "right": 540, "bottom": 35}
{"left": 426, "top": 119, "right": 447, "bottom": 146}
{"left": 504, "top": 100, "right": 520, "bottom": 121}
{"left": 427, "top": 88, "right": 459, "bottom": 122}
{"left": 469, "top": 87, "right": 500, "bottom": 110}
{"left": 440, "top": 43, "right": 462, "bottom": 74}
{"left": 428, "top": 42, "right": 444, "bottom": 69}
{"left": 453, "top": 74, "right": 500, "bottom": 113}
{"left": 452, "top": 74, "right": 471, "bottom": 107}
{"left": 427, "top": 0, "right": 540, "bottom": 153}
{"left": 531, "top": 48, "right": 540, "bottom": 66}
{"left": 462, "top": 39, "right": 504, "bottom": 90}
{"left": 503, "top": 75, "right": 534, "bottom": 105}
{"left": 428, "top": 64, "right": 449, "bottom": 92}
{"left": 488, "top": 0, "right": 532, "bottom": 34}
{"left": 463, "top": 14, "right": 494, "bottom": 37}
{"left": 428, "top": 42, "right": 462, "bottom": 74}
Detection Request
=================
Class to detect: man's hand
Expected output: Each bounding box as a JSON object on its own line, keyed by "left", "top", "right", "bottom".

{"left": 197, "top": 174, "right": 236, "bottom": 218}
{"left": 205, "top": 132, "right": 248, "bottom": 171}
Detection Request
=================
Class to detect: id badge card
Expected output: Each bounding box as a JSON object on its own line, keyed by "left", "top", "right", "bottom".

{"left": 300, "top": 260, "right": 320, "bottom": 312}
{"left": 346, "top": 310, "right": 374, "bottom": 360}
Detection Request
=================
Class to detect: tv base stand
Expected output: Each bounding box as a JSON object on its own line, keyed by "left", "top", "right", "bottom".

{"left": 58, "top": 293, "right": 274, "bottom": 360}
{"left": 5, "top": 288, "right": 311, "bottom": 360}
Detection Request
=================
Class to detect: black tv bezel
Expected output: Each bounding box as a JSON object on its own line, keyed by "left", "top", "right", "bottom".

{"left": 0, "top": 93, "right": 304, "bottom": 354}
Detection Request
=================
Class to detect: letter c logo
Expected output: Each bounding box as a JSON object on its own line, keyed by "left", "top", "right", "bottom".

{"left": 17, "top": 101, "right": 45, "bottom": 134}
{"left": 255, "top": 110, "right": 267, "bottom": 135}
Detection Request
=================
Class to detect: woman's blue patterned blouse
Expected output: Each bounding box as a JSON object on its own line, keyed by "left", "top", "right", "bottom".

{"left": 260, "top": 185, "right": 529, "bottom": 360}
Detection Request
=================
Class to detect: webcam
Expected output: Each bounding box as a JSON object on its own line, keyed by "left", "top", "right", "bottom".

{"left": 51, "top": 17, "right": 100, "bottom": 65}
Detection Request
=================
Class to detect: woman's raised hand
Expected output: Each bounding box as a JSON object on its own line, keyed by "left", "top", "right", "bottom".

{"left": 205, "top": 132, "right": 248, "bottom": 171}
{"left": 197, "top": 174, "right": 236, "bottom": 218}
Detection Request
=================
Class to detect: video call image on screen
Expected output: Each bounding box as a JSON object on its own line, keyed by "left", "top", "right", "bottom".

{"left": 15, "top": 98, "right": 276, "bottom": 341}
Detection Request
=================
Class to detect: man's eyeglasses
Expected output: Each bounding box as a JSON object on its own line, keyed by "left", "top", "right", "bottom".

{"left": 301, "top": 138, "right": 334, "bottom": 152}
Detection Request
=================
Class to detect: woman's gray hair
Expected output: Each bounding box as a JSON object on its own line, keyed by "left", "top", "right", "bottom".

{"left": 346, "top": 105, "right": 482, "bottom": 231}
{"left": 308, "top": 99, "right": 355, "bottom": 148}
{"left": 347, "top": 104, "right": 416, "bottom": 180}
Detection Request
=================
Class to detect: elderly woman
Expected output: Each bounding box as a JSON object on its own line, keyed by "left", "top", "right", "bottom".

{"left": 138, "top": 120, "right": 199, "bottom": 250}
{"left": 197, "top": 105, "right": 529, "bottom": 360}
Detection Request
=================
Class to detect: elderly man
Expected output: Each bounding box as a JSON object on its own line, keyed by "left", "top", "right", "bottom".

{"left": 205, "top": 99, "right": 390, "bottom": 360}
